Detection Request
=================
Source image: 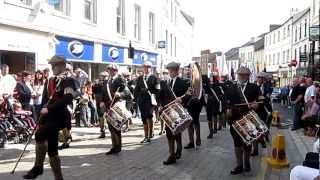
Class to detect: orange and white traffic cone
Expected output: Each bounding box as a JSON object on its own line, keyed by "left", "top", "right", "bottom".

{"left": 267, "top": 134, "right": 289, "bottom": 169}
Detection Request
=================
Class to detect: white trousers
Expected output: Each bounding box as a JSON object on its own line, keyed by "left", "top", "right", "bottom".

{"left": 290, "top": 165, "right": 318, "bottom": 180}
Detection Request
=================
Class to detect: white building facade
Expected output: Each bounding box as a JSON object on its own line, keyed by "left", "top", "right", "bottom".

{"left": 0, "top": 0, "right": 194, "bottom": 78}
{"left": 264, "top": 18, "right": 293, "bottom": 86}
{"left": 292, "top": 8, "right": 311, "bottom": 77}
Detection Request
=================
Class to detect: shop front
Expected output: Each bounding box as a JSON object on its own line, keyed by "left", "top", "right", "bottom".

{"left": 0, "top": 25, "right": 51, "bottom": 74}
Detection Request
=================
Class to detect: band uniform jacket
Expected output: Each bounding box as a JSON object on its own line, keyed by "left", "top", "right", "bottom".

{"left": 101, "top": 75, "right": 126, "bottom": 108}
{"left": 224, "top": 82, "right": 260, "bottom": 124}
{"left": 256, "top": 83, "right": 273, "bottom": 122}
{"left": 159, "top": 77, "right": 189, "bottom": 108}
{"left": 203, "top": 76, "right": 224, "bottom": 115}
{"left": 41, "top": 75, "right": 80, "bottom": 130}
{"left": 134, "top": 75, "right": 160, "bottom": 105}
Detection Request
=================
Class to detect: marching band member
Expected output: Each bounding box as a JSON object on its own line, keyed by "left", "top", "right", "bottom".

{"left": 134, "top": 61, "right": 160, "bottom": 143}
{"left": 204, "top": 72, "right": 224, "bottom": 139}
{"left": 23, "top": 55, "right": 80, "bottom": 180}
{"left": 101, "top": 64, "right": 126, "bottom": 155}
{"left": 251, "top": 72, "right": 273, "bottom": 155}
{"left": 159, "top": 62, "right": 189, "bottom": 165}
{"left": 94, "top": 71, "right": 109, "bottom": 138}
{"left": 224, "top": 67, "right": 260, "bottom": 175}
{"left": 184, "top": 75, "right": 205, "bottom": 149}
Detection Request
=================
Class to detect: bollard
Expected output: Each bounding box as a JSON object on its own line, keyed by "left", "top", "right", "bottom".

{"left": 271, "top": 111, "right": 281, "bottom": 127}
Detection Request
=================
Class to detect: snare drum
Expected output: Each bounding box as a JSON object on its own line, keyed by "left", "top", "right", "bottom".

{"left": 104, "top": 101, "right": 132, "bottom": 131}
{"left": 232, "top": 110, "right": 269, "bottom": 145}
{"left": 160, "top": 102, "right": 192, "bottom": 135}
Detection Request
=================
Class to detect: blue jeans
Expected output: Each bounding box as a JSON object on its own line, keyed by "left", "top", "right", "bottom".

{"left": 293, "top": 104, "right": 303, "bottom": 129}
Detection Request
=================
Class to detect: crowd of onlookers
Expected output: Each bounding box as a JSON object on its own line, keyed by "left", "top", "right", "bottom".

{"left": 288, "top": 76, "right": 320, "bottom": 180}
{"left": 0, "top": 64, "right": 139, "bottom": 129}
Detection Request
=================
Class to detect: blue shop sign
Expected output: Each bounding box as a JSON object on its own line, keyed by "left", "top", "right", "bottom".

{"left": 55, "top": 36, "right": 94, "bottom": 61}
{"left": 133, "top": 50, "right": 157, "bottom": 66}
{"left": 102, "top": 44, "right": 124, "bottom": 64}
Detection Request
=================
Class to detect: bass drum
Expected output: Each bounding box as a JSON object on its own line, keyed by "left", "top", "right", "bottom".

{"left": 160, "top": 102, "right": 192, "bottom": 135}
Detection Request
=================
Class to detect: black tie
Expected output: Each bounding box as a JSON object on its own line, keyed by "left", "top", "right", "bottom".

{"left": 170, "top": 79, "right": 173, "bottom": 88}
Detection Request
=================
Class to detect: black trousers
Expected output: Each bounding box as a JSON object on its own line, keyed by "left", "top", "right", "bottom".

{"left": 107, "top": 122, "right": 122, "bottom": 149}
{"left": 35, "top": 125, "right": 59, "bottom": 157}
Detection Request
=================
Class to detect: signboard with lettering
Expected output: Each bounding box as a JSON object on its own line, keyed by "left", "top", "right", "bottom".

{"left": 310, "top": 26, "right": 320, "bottom": 41}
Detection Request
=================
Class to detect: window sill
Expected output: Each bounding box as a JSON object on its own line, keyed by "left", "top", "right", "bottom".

{"left": 83, "top": 20, "right": 97, "bottom": 27}
{"left": 4, "top": 0, "right": 33, "bottom": 10}
{"left": 50, "top": 11, "right": 71, "bottom": 20}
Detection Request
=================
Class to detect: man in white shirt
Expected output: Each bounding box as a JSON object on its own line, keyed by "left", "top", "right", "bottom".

{"left": 0, "top": 64, "right": 16, "bottom": 96}
{"left": 304, "top": 78, "right": 316, "bottom": 110}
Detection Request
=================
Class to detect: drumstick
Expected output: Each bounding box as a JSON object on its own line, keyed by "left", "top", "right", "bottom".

{"left": 234, "top": 102, "right": 263, "bottom": 107}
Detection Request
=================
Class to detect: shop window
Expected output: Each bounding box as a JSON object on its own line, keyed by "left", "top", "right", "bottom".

{"left": 134, "top": 4, "right": 141, "bottom": 40}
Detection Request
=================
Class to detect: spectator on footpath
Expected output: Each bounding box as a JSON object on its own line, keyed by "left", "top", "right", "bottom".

{"left": 0, "top": 64, "right": 16, "bottom": 96}
{"left": 32, "top": 70, "right": 45, "bottom": 120}
{"left": 74, "top": 68, "right": 88, "bottom": 88}
{"left": 281, "top": 85, "right": 289, "bottom": 106}
{"left": 291, "top": 77, "right": 305, "bottom": 131}
{"left": 305, "top": 78, "right": 316, "bottom": 111}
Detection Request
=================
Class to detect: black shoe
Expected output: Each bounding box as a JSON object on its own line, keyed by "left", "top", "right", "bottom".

{"left": 175, "top": 151, "right": 182, "bottom": 160}
{"left": 159, "top": 131, "right": 164, "bottom": 135}
{"left": 105, "top": 149, "right": 116, "bottom": 155}
{"left": 230, "top": 166, "right": 243, "bottom": 175}
{"left": 196, "top": 140, "right": 201, "bottom": 146}
{"left": 244, "top": 164, "right": 251, "bottom": 172}
{"left": 261, "top": 141, "right": 267, "bottom": 148}
{"left": 140, "top": 138, "right": 148, "bottom": 143}
{"left": 207, "top": 132, "right": 213, "bottom": 139}
{"left": 251, "top": 151, "right": 258, "bottom": 156}
{"left": 184, "top": 143, "right": 195, "bottom": 149}
{"left": 213, "top": 129, "right": 218, "bottom": 134}
{"left": 22, "top": 166, "right": 43, "bottom": 179}
{"left": 146, "top": 138, "right": 151, "bottom": 143}
{"left": 163, "top": 156, "right": 176, "bottom": 165}
{"left": 218, "top": 126, "right": 222, "bottom": 131}
{"left": 98, "top": 133, "right": 106, "bottom": 139}
{"left": 58, "top": 143, "right": 70, "bottom": 150}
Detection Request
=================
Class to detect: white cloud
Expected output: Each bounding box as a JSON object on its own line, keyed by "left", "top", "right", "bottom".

{"left": 180, "top": 0, "right": 310, "bottom": 56}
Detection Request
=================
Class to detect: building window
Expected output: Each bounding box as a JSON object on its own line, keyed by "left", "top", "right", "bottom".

{"left": 269, "top": 55, "right": 271, "bottom": 65}
{"left": 304, "top": 44, "right": 307, "bottom": 53}
{"left": 273, "top": 33, "right": 276, "bottom": 44}
{"left": 283, "top": 28, "right": 286, "bottom": 40}
{"left": 295, "top": 27, "right": 298, "bottom": 42}
{"left": 278, "top": 31, "right": 280, "bottom": 42}
{"left": 170, "top": 33, "right": 173, "bottom": 56}
{"left": 265, "top": 36, "right": 268, "bottom": 47}
{"left": 174, "top": 36, "right": 177, "bottom": 57}
{"left": 269, "top": 35, "right": 272, "bottom": 45}
{"left": 299, "top": 23, "right": 302, "bottom": 40}
{"left": 165, "top": 30, "right": 168, "bottom": 54}
{"left": 277, "top": 52, "right": 280, "bottom": 65}
{"left": 273, "top": 54, "right": 275, "bottom": 65}
{"left": 48, "top": 0, "right": 70, "bottom": 15}
{"left": 282, "top": 51, "right": 286, "bottom": 64}
{"left": 148, "top": 12, "right": 155, "bottom": 44}
{"left": 304, "top": 19, "right": 307, "bottom": 37}
{"left": 84, "top": 0, "right": 97, "bottom": 23}
{"left": 170, "top": 1, "right": 173, "bottom": 22}
{"left": 287, "top": 25, "right": 290, "bottom": 37}
{"left": 116, "top": 0, "right": 125, "bottom": 35}
{"left": 134, "top": 4, "right": 141, "bottom": 40}
{"left": 294, "top": 49, "right": 297, "bottom": 60}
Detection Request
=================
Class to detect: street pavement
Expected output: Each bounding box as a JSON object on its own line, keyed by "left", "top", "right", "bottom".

{"left": 0, "top": 103, "right": 315, "bottom": 180}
